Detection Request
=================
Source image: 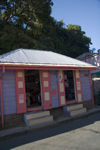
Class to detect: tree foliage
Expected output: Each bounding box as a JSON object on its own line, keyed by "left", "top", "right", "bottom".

{"left": 0, "top": 0, "right": 92, "bottom": 57}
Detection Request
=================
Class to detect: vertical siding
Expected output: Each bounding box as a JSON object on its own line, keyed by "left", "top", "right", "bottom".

{"left": 49, "top": 71, "right": 59, "bottom": 108}
{"left": 2, "top": 70, "right": 17, "bottom": 115}
{"left": 80, "top": 70, "right": 91, "bottom": 101}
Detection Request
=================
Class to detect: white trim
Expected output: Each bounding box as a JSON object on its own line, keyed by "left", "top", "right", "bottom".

{"left": 0, "top": 62, "right": 96, "bottom": 68}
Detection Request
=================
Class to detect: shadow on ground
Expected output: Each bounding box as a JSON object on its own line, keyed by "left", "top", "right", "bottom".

{"left": 0, "top": 113, "right": 100, "bottom": 150}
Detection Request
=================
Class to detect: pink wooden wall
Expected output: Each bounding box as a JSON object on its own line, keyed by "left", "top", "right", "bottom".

{"left": 0, "top": 69, "right": 90, "bottom": 116}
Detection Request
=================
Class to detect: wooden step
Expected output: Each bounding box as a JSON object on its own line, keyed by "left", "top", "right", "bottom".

{"left": 29, "top": 116, "right": 53, "bottom": 126}
{"left": 70, "top": 108, "right": 86, "bottom": 117}
{"left": 66, "top": 104, "right": 83, "bottom": 111}
{"left": 25, "top": 111, "right": 50, "bottom": 120}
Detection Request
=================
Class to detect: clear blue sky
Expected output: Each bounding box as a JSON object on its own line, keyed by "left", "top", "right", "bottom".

{"left": 51, "top": 0, "right": 100, "bottom": 50}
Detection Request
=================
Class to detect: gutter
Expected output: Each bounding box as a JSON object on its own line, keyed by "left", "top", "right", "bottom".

{"left": 0, "top": 65, "right": 5, "bottom": 128}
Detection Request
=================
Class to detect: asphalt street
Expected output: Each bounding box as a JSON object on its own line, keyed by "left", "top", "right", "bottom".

{"left": 0, "top": 112, "right": 100, "bottom": 150}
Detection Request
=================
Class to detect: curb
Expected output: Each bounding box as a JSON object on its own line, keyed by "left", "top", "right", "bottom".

{"left": 0, "top": 107, "right": 100, "bottom": 140}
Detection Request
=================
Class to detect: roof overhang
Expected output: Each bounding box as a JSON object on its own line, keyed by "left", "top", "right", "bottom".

{"left": 0, "top": 63, "right": 97, "bottom": 70}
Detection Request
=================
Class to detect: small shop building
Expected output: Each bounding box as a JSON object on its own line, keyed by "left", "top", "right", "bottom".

{"left": 0, "top": 49, "right": 96, "bottom": 128}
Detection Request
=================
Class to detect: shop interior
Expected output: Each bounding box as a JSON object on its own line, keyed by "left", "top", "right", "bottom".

{"left": 25, "top": 70, "right": 42, "bottom": 108}
{"left": 64, "top": 70, "right": 75, "bottom": 101}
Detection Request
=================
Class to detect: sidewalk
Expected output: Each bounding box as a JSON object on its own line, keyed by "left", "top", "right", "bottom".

{"left": 0, "top": 106, "right": 100, "bottom": 140}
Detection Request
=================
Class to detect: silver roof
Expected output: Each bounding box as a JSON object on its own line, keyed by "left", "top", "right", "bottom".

{"left": 0, "top": 48, "right": 95, "bottom": 68}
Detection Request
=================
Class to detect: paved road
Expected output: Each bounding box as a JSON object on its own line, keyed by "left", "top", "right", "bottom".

{"left": 0, "top": 113, "right": 100, "bottom": 150}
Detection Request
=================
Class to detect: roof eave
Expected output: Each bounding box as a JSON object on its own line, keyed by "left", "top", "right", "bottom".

{"left": 0, "top": 63, "right": 97, "bottom": 70}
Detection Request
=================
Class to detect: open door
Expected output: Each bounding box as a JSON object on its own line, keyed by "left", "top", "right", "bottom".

{"left": 75, "top": 70, "right": 82, "bottom": 102}
{"left": 25, "top": 70, "right": 42, "bottom": 109}
{"left": 58, "top": 71, "right": 66, "bottom": 106}
{"left": 16, "top": 70, "right": 26, "bottom": 114}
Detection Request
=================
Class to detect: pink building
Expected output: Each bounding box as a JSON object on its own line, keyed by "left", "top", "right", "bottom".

{"left": 0, "top": 49, "right": 96, "bottom": 129}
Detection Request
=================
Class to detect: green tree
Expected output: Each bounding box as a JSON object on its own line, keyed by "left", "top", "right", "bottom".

{"left": 0, "top": 0, "right": 53, "bottom": 27}
{"left": 0, "top": 1, "right": 92, "bottom": 58}
{"left": 66, "top": 24, "right": 91, "bottom": 57}
{"left": 0, "top": 23, "right": 34, "bottom": 54}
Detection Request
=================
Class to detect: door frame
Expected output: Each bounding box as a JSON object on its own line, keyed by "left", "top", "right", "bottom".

{"left": 64, "top": 70, "right": 76, "bottom": 104}
{"left": 25, "top": 70, "right": 43, "bottom": 112}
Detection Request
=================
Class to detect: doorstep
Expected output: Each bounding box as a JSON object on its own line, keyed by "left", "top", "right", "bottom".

{"left": 0, "top": 106, "right": 100, "bottom": 140}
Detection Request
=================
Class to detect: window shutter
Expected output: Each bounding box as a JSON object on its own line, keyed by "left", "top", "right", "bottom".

{"left": 41, "top": 71, "right": 51, "bottom": 110}
{"left": 75, "top": 70, "right": 82, "bottom": 102}
{"left": 58, "top": 71, "right": 66, "bottom": 106}
{"left": 16, "top": 70, "right": 26, "bottom": 114}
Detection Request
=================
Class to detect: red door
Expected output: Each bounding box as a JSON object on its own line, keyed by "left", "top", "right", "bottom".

{"left": 16, "top": 70, "right": 26, "bottom": 114}
{"left": 41, "top": 71, "right": 51, "bottom": 110}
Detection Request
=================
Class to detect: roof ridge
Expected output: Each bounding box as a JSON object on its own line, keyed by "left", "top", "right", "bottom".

{"left": 0, "top": 48, "right": 53, "bottom": 60}
{"left": 20, "top": 48, "right": 53, "bottom": 53}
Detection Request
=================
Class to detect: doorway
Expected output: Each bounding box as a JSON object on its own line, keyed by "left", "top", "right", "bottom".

{"left": 25, "top": 70, "right": 42, "bottom": 108}
{"left": 64, "top": 70, "right": 75, "bottom": 101}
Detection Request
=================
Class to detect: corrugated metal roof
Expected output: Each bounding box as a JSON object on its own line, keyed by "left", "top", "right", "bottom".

{"left": 0, "top": 48, "right": 96, "bottom": 68}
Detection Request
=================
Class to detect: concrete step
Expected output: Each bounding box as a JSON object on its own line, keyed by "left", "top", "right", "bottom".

{"left": 66, "top": 104, "right": 83, "bottom": 111}
{"left": 25, "top": 111, "right": 50, "bottom": 120}
{"left": 63, "top": 104, "right": 87, "bottom": 117}
{"left": 24, "top": 111, "right": 54, "bottom": 127}
{"left": 29, "top": 116, "right": 53, "bottom": 126}
{"left": 70, "top": 108, "right": 87, "bottom": 117}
